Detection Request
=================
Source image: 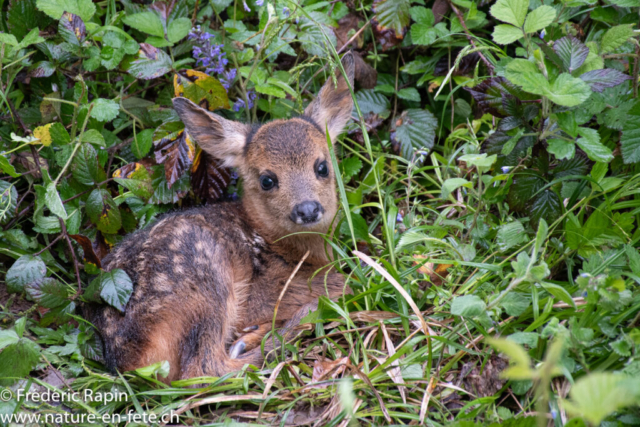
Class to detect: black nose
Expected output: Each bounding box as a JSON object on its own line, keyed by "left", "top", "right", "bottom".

{"left": 290, "top": 201, "right": 323, "bottom": 224}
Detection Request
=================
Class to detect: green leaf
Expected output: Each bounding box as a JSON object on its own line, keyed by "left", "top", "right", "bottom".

{"left": 255, "top": 84, "right": 286, "bottom": 98}
{"left": 501, "top": 293, "right": 532, "bottom": 316}
{"left": 72, "top": 144, "right": 106, "bottom": 186}
{"left": 601, "top": 24, "right": 634, "bottom": 54}
{"left": 563, "top": 373, "right": 639, "bottom": 425}
{"left": 441, "top": 178, "right": 472, "bottom": 199}
{"left": 6, "top": 255, "right": 47, "bottom": 294}
{"left": 0, "top": 33, "right": 19, "bottom": 46}
{"left": 355, "top": 89, "right": 391, "bottom": 117}
{"left": 89, "top": 269, "right": 133, "bottom": 313}
{"left": 86, "top": 189, "right": 122, "bottom": 234}
{"left": 493, "top": 24, "right": 524, "bottom": 44}
{"left": 530, "top": 190, "right": 562, "bottom": 227}
{"left": 497, "top": 221, "right": 527, "bottom": 251}
{"left": 490, "top": 0, "right": 529, "bottom": 27}
{"left": 451, "top": 295, "right": 486, "bottom": 317}
{"left": 523, "top": 5, "right": 556, "bottom": 34}
{"left": 397, "top": 88, "right": 421, "bottom": 102}
{"left": 132, "top": 129, "right": 154, "bottom": 159}
{"left": 541, "top": 282, "right": 575, "bottom": 308}
{"left": 0, "top": 155, "right": 19, "bottom": 178}
{"left": 0, "top": 330, "right": 20, "bottom": 351}
{"left": 458, "top": 153, "right": 497, "bottom": 173}
{"left": 7, "top": 0, "right": 51, "bottom": 40}
{"left": 576, "top": 127, "right": 613, "bottom": 163}
{"left": 36, "top": 0, "right": 95, "bottom": 21}
{"left": 391, "top": 109, "right": 438, "bottom": 159}
{"left": 534, "top": 218, "right": 548, "bottom": 255}
{"left": 90, "top": 98, "right": 120, "bottom": 122}
{"left": 373, "top": 0, "right": 411, "bottom": 38}
{"left": 621, "top": 100, "right": 640, "bottom": 164}
{"left": 125, "top": 43, "right": 172, "bottom": 80}
{"left": 505, "top": 59, "right": 549, "bottom": 95}
{"left": 26, "top": 278, "right": 70, "bottom": 308}
{"left": 44, "top": 183, "right": 67, "bottom": 220}
{"left": 58, "top": 11, "right": 85, "bottom": 46}
{"left": 340, "top": 156, "right": 363, "bottom": 179}
{"left": 507, "top": 331, "right": 538, "bottom": 348}
{"left": 123, "top": 12, "right": 165, "bottom": 38}
{"left": 547, "top": 138, "right": 575, "bottom": 160}
{"left": 167, "top": 17, "right": 191, "bottom": 43}
{"left": 553, "top": 36, "right": 589, "bottom": 73}
{"left": 0, "top": 338, "right": 40, "bottom": 386}
{"left": 508, "top": 174, "right": 545, "bottom": 211}
{"left": 486, "top": 337, "right": 534, "bottom": 379}
{"left": 546, "top": 74, "right": 591, "bottom": 107}
{"left": 80, "top": 129, "right": 105, "bottom": 145}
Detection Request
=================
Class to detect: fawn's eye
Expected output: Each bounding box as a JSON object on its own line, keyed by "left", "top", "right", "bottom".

{"left": 316, "top": 161, "right": 329, "bottom": 178}
{"left": 259, "top": 175, "right": 277, "bottom": 191}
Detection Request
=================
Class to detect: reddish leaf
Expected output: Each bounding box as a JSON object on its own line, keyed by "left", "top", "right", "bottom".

{"left": 70, "top": 233, "right": 109, "bottom": 269}
{"left": 154, "top": 130, "right": 196, "bottom": 188}
{"left": 59, "top": 11, "right": 86, "bottom": 45}
{"left": 465, "top": 77, "right": 525, "bottom": 118}
{"left": 190, "top": 148, "right": 232, "bottom": 202}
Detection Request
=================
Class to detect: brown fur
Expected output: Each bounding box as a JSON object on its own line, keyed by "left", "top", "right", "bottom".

{"left": 83, "top": 53, "right": 358, "bottom": 383}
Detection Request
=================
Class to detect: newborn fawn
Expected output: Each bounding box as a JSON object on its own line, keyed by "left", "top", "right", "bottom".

{"left": 84, "top": 53, "right": 360, "bottom": 382}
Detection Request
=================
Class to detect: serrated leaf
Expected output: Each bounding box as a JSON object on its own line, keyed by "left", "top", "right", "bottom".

{"left": 7, "top": 0, "right": 51, "bottom": 40}
{"left": 72, "top": 144, "right": 106, "bottom": 186}
{"left": 340, "top": 156, "right": 363, "bottom": 179}
{"left": 621, "top": 100, "right": 640, "bottom": 164}
{"left": 545, "top": 73, "right": 592, "bottom": 107}
{"left": 563, "top": 373, "right": 639, "bottom": 425}
{"left": 541, "top": 282, "right": 575, "bottom": 307}
{"left": 44, "top": 183, "right": 67, "bottom": 220}
{"left": 490, "top": 0, "right": 528, "bottom": 27}
{"left": 123, "top": 11, "right": 165, "bottom": 38}
{"left": 465, "top": 77, "right": 525, "bottom": 118}
{"left": 6, "top": 255, "right": 47, "bottom": 294}
{"left": 86, "top": 189, "right": 121, "bottom": 234}
{"left": 373, "top": 0, "right": 411, "bottom": 38}
{"left": 530, "top": 190, "right": 562, "bottom": 226}
{"left": 167, "top": 17, "right": 191, "bottom": 43}
{"left": 355, "top": 89, "right": 391, "bottom": 117}
{"left": 89, "top": 269, "right": 133, "bottom": 313}
{"left": 173, "top": 69, "right": 230, "bottom": 110}
{"left": 58, "top": 11, "right": 85, "bottom": 45}
{"left": 90, "top": 98, "right": 120, "bottom": 122}
{"left": 601, "top": 24, "right": 634, "bottom": 54}
{"left": 26, "top": 278, "right": 70, "bottom": 308}
{"left": 553, "top": 36, "right": 589, "bottom": 72}
{"left": 547, "top": 138, "right": 575, "bottom": 160}
{"left": 131, "top": 128, "right": 154, "bottom": 159}
{"left": 508, "top": 174, "right": 546, "bottom": 211}
{"left": 391, "top": 109, "right": 438, "bottom": 159}
{"left": 576, "top": 127, "right": 613, "bottom": 163}
{"left": 0, "top": 330, "right": 19, "bottom": 351}
{"left": 523, "top": 5, "right": 556, "bottom": 34}
{"left": 0, "top": 338, "right": 41, "bottom": 385}
{"left": 0, "top": 181, "right": 18, "bottom": 224}
{"left": 501, "top": 293, "right": 532, "bottom": 316}
{"left": 552, "top": 154, "right": 590, "bottom": 178}
{"left": 493, "top": 24, "right": 524, "bottom": 45}
{"left": 398, "top": 88, "right": 421, "bottom": 102}
{"left": 451, "top": 295, "right": 486, "bottom": 317}
{"left": 505, "top": 59, "right": 549, "bottom": 95}
{"left": 580, "top": 69, "right": 631, "bottom": 93}
{"left": 125, "top": 43, "right": 172, "bottom": 80}
{"left": 497, "top": 221, "right": 527, "bottom": 251}
{"left": 36, "top": 0, "right": 95, "bottom": 21}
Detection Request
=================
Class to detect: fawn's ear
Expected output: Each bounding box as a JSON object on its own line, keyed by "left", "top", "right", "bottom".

{"left": 172, "top": 97, "right": 250, "bottom": 167}
{"left": 304, "top": 52, "right": 356, "bottom": 142}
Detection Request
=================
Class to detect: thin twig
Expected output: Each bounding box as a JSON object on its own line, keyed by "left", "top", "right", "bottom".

{"left": 59, "top": 217, "right": 83, "bottom": 299}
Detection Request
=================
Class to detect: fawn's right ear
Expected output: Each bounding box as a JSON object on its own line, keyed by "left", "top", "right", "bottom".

{"left": 172, "top": 97, "right": 250, "bottom": 167}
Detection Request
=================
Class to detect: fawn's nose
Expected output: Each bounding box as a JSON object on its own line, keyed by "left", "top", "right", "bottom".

{"left": 290, "top": 201, "right": 323, "bottom": 225}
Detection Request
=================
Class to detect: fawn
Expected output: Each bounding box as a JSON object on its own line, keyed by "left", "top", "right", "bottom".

{"left": 84, "top": 53, "right": 363, "bottom": 382}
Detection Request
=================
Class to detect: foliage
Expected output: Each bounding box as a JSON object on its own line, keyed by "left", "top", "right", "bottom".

{"left": 1, "top": 0, "right": 640, "bottom": 425}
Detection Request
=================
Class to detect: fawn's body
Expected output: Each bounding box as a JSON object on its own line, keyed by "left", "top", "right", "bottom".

{"left": 84, "top": 53, "right": 363, "bottom": 382}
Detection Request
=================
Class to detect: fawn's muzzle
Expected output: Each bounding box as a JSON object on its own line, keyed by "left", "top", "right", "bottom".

{"left": 290, "top": 201, "right": 324, "bottom": 225}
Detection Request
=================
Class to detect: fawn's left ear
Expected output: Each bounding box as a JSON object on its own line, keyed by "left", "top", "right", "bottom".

{"left": 304, "top": 52, "right": 356, "bottom": 142}
{"left": 172, "top": 97, "right": 250, "bottom": 168}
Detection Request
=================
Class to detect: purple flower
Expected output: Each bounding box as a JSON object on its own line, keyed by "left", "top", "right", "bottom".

{"left": 256, "top": 0, "right": 264, "bottom": 5}
{"left": 220, "top": 68, "right": 237, "bottom": 90}
{"left": 283, "top": 7, "right": 290, "bottom": 17}
{"left": 243, "top": 0, "right": 250, "bottom": 11}
{"left": 189, "top": 26, "right": 228, "bottom": 76}
{"left": 233, "top": 90, "right": 257, "bottom": 112}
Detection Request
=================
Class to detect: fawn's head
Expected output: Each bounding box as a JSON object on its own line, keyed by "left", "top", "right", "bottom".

{"left": 173, "top": 53, "right": 356, "bottom": 239}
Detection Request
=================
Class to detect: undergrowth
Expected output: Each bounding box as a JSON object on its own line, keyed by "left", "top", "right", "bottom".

{"left": 1, "top": 0, "right": 640, "bottom": 425}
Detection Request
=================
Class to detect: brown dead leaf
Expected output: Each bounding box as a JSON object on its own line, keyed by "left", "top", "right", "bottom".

{"left": 335, "top": 14, "right": 362, "bottom": 51}
{"left": 311, "top": 357, "right": 348, "bottom": 386}
{"left": 412, "top": 255, "right": 452, "bottom": 285}
{"left": 349, "top": 310, "right": 397, "bottom": 323}
{"left": 13, "top": 152, "right": 48, "bottom": 178}
{"left": 190, "top": 148, "right": 231, "bottom": 202}
{"left": 432, "top": 0, "right": 451, "bottom": 23}
{"left": 70, "top": 232, "right": 109, "bottom": 268}
{"left": 154, "top": 130, "right": 195, "bottom": 188}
